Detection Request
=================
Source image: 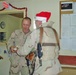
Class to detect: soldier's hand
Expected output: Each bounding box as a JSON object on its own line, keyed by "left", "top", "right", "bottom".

{"left": 10, "top": 46, "right": 18, "bottom": 53}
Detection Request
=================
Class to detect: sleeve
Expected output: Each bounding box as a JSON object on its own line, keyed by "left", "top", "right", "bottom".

{"left": 7, "top": 31, "right": 16, "bottom": 54}
{"left": 17, "top": 30, "right": 39, "bottom": 56}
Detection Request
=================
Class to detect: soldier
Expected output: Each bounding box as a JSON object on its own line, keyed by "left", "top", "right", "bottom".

{"left": 16, "top": 11, "right": 62, "bottom": 75}
{"left": 7, "top": 17, "right": 31, "bottom": 75}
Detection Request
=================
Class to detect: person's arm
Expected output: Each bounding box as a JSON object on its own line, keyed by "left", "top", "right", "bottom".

{"left": 7, "top": 31, "right": 17, "bottom": 54}
{"left": 17, "top": 29, "right": 39, "bottom": 56}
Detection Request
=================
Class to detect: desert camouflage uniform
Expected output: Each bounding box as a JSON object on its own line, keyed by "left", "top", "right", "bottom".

{"left": 7, "top": 29, "right": 31, "bottom": 75}
{"left": 17, "top": 22, "right": 62, "bottom": 75}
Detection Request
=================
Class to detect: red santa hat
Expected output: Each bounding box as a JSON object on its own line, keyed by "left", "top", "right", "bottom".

{"left": 35, "top": 11, "right": 51, "bottom": 23}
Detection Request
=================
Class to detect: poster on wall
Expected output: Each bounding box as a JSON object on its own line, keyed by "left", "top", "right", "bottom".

{"left": 61, "top": 2, "right": 73, "bottom": 11}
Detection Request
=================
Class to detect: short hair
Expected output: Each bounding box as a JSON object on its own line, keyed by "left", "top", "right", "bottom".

{"left": 22, "top": 17, "right": 31, "bottom": 24}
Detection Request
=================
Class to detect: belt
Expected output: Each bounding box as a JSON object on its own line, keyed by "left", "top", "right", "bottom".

{"left": 42, "top": 43, "right": 57, "bottom": 46}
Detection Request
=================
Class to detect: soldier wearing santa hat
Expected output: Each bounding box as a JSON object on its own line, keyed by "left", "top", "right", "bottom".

{"left": 16, "top": 11, "right": 62, "bottom": 75}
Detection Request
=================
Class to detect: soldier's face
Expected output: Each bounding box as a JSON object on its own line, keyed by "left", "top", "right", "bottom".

{"left": 35, "top": 20, "right": 42, "bottom": 28}
{"left": 22, "top": 19, "right": 31, "bottom": 33}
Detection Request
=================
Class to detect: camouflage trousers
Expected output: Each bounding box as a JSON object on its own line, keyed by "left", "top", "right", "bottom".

{"left": 33, "top": 58, "right": 62, "bottom": 75}
{"left": 9, "top": 66, "right": 29, "bottom": 75}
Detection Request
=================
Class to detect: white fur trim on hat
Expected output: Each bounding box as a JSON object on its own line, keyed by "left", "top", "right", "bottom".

{"left": 35, "top": 16, "right": 47, "bottom": 23}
